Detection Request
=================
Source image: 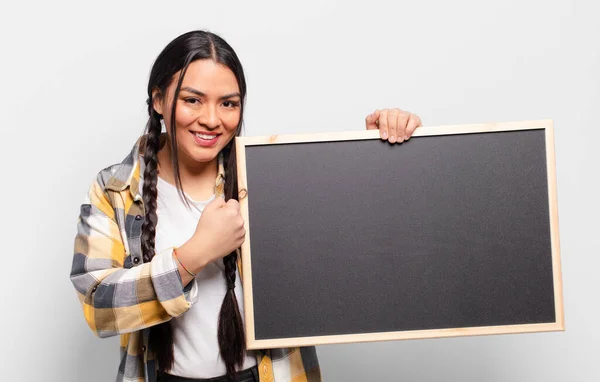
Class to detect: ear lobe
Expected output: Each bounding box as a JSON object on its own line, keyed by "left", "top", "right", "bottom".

{"left": 151, "top": 88, "right": 163, "bottom": 115}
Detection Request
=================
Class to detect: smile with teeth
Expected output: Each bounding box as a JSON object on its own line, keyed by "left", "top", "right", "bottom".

{"left": 190, "top": 130, "right": 221, "bottom": 147}
{"left": 191, "top": 131, "right": 220, "bottom": 140}
{"left": 195, "top": 132, "right": 218, "bottom": 139}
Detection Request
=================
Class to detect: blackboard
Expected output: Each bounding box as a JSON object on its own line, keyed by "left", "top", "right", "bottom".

{"left": 235, "top": 120, "right": 563, "bottom": 350}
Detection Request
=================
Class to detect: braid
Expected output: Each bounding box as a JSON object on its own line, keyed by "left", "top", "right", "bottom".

{"left": 141, "top": 112, "right": 160, "bottom": 263}
{"left": 217, "top": 142, "right": 247, "bottom": 378}
{"left": 142, "top": 104, "right": 175, "bottom": 371}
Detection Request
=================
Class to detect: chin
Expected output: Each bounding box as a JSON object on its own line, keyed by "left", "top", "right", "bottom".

{"left": 191, "top": 150, "right": 220, "bottom": 163}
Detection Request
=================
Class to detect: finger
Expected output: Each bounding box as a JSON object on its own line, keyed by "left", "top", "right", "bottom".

{"left": 378, "top": 109, "right": 389, "bottom": 140}
{"left": 396, "top": 111, "right": 409, "bottom": 143}
{"left": 387, "top": 109, "right": 399, "bottom": 144}
{"left": 226, "top": 199, "right": 240, "bottom": 211}
{"left": 405, "top": 114, "right": 422, "bottom": 141}
{"left": 236, "top": 223, "right": 246, "bottom": 244}
{"left": 236, "top": 216, "right": 245, "bottom": 230}
{"left": 365, "top": 110, "right": 380, "bottom": 130}
{"left": 207, "top": 196, "right": 226, "bottom": 209}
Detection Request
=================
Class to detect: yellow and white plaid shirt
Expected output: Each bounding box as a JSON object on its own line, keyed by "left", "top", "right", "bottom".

{"left": 70, "top": 134, "right": 321, "bottom": 382}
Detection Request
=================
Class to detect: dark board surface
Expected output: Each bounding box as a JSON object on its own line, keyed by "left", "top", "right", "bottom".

{"left": 244, "top": 129, "right": 555, "bottom": 340}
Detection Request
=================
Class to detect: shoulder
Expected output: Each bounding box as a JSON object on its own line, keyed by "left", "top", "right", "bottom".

{"left": 79, "top": 136, "right": 146, "bottom": 221}
{"left": 89, "top": 156, "right": 136, "bottom": 194}
{"left": 93, "top": 136, "right": 146, "bottom": 193}
{"left": 94, "top": 163, "right": 123, "bottom": 189}
{"left": 83, "top": 151, "right": 140, "bottom": 209}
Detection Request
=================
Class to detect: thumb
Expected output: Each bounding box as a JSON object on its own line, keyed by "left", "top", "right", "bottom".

{"left": 365, "top": 109, "right": 381, "bottom": 130}
{"left": 206, "top": 196, "right": 226, "bottom": 210}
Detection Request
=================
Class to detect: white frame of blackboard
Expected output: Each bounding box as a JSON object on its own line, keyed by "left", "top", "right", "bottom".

{"left": 235, "top": 119, "right": 564, "bottom": 350}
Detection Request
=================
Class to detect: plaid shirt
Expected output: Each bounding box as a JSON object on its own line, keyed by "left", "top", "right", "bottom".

{"left": 70, "top": 134, "right": 321, "bottom": 382}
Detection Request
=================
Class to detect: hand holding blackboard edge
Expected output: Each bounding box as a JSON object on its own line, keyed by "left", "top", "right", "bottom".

{"left": 235, "top": 119, "right": 564, "bottom": 350}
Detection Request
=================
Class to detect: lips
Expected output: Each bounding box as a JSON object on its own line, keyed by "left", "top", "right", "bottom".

{"left": 190, "top": 130, "right": 220, "bottom": 147}
{"left": 193, "top": 131, "right": 219, "bottom": 139}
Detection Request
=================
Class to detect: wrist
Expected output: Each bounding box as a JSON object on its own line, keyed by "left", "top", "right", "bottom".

{"left": 177, "top": 237, "right": 210, "bottom": 274}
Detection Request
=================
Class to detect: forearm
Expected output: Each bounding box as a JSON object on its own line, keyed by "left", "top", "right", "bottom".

{"left": 174, "top": 237, "right": 212, "bottom": 286}
{"left": 71, "top": 247, "right": 196, "bottom": 337}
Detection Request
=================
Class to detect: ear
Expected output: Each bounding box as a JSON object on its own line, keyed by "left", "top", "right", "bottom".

{"left": 151, "top": 87, "right": 163, "bottom": 115}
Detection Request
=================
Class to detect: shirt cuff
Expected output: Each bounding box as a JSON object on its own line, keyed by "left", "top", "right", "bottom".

{"left": 151, "top": 246, "right": 199, "bottom": 317}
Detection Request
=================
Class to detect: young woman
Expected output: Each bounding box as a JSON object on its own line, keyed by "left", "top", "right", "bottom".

{"left": 70, "top": 30, "right": 422, "bottom": 382}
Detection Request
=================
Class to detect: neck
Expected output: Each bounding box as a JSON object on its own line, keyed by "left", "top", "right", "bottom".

{"left": 156, "top": 142, "right": 218, "bottom": 201}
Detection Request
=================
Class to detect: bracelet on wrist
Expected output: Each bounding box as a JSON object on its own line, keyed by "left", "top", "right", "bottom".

{"left": 173, "top": 247, "right": 196, "bottom": 278}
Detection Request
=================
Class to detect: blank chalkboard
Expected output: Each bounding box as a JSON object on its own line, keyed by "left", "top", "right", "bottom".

{"left": 235, "top": 120, "right": 563, "bottom": 350}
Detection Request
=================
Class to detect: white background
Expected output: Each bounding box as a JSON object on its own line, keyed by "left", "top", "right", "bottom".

{"left": 0, "top": 0, "right": 598, "bottom": 381}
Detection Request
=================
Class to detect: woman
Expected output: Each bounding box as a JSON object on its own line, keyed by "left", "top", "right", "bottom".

{"left": 70, "top": 30, "right": 422, "bottom": 382}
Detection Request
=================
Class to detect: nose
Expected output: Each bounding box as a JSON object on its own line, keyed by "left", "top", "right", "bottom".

{"left": 198, "top": 104, "right": 220, "bottom": 130}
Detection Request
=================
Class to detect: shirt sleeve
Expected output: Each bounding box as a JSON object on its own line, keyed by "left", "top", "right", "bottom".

{"left": 69, "top": 175, "right": 198, "bottom": 338}
{"left": 270, "top": 347, "right": 322, "bottom": 381}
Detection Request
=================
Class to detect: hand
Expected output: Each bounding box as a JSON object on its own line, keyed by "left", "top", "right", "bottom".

{"left": 365, "top": 108, "right": 422, "bottom": 144}
{"left": 179, "top": 197, "right": 246, "bottom": 272}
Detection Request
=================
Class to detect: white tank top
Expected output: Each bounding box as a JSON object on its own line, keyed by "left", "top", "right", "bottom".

{"left": 155, "top": 176, "right": 257, "bottom": 378}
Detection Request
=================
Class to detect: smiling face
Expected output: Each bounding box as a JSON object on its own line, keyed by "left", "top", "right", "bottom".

{"left": 153, "top": 59, "right": 242, "bottom": 165}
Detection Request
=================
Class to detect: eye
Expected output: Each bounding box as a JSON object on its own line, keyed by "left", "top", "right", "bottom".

{"left": 184, "top": 97, "right": 201, "bottom": 105}
{"left": 222, "top": 100, "right": 240, "bottom": 108}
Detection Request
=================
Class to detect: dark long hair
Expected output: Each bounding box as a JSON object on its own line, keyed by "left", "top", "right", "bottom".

{"left": 140, "top": 30, "right": 247, "bottom": 377}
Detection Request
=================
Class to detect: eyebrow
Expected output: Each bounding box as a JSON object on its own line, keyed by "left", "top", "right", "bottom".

{"left": 180, "top": 87, "right": 241, "bottom": 100}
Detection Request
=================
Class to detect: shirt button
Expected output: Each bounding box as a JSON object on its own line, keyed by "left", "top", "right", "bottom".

{"left": 92, "top": 286, "right": 97, "bottom": 292}
{"left": 135, "top": 215, "right": 142, "bottom": 221}
{"left": 133, "top": 257, "right": 140, "bottom": 264}
{"left": 141, "top": 345, "right": 146, "bottom": 353}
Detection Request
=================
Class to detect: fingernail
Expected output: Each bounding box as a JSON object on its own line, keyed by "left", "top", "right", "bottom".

{"left": 382, "top": 132, "right": 387, "bottom": 139}
{"left": 405, "top": 135, "right": 410, "bottom": 141}
{"left": 390, "top": 136, "right": 395, "bottom": 142}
